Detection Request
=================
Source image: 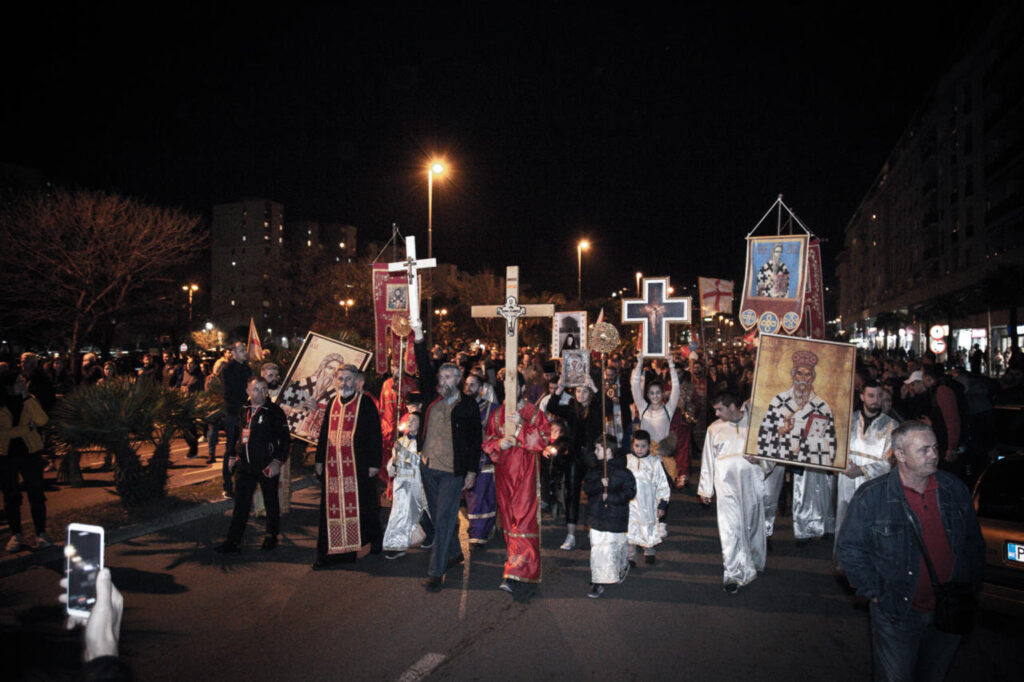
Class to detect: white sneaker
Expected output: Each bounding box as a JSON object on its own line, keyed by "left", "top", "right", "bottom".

{"left": 559, "top": 534, "right": 576, "bottom": 551}
{"left": 35, "top": 533, "right": 54, "bottom": 549}
{"left": 6, "top": 534, "right": 25, "bottom": 552}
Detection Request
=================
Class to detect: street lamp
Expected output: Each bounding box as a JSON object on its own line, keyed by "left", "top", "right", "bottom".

{"left": 181, "top": 284, "right": 199, "bottom": 324}
{"left": 339, "top": 298, "right": 354, "bottom": 317}
{"left": 577, "top": 239, "right": 590, "bottom": 302}
{"left": 428, "top": 161, "right": 445, "bottom": 259}
{"left": 635, "top": 271, "right": 643, "bottom": 296}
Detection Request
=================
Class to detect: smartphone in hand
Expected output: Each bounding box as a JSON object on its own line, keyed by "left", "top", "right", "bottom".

{"left": 65, "top": 523, "right": 104, "bottom": 618}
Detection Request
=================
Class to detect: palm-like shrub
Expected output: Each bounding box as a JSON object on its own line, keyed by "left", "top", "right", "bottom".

{"left": 53, "top": 379, "right": 215, "bottom": 508}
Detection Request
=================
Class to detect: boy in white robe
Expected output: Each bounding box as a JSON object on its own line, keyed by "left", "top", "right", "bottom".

{"left": 383, "top": 412, "right": 427, "bottom": 558}
{"left": 627, "top": 430, "right": 671, "bottom": 565}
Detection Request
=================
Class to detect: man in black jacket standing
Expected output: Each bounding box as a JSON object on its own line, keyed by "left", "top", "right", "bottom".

{"left": 412, "top": 318, "right": 483, "bottom": 592}
{"left": 218, "top": 342, "right": 252, "bottom": 496}
{"left": 215, "top": 377, "right": 290, "bottom": 552}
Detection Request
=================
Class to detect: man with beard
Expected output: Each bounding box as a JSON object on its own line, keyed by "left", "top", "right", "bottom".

{"left": 836, "top": 379, "right": 896, "bottom": 542}
{"left": 312, "top": 365, "right": 383, "bottom": 568}
{"left": 411, "top": 319, "right": 482, "bottom": 592}
{"left": 756, "top": 242, "right": 791, "bottom": 298}
{"left": 757, "top": 350, "right": 838, "bottom": 543}
{"left": 215, "top": 377, "right": 290, "bottom": 553}
{"left": 482, "top": 370, "right": 551, "bottom": 598}
{"left": 463, "top": 372, "right": 499, "bottom": 548}
{"left": 251, "top": 361, "right": 289, "bottom": 517}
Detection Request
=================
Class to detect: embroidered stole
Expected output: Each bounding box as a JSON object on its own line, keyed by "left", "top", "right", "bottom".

{"left": 325, "top": 396, "right": 362, "bottom": 554}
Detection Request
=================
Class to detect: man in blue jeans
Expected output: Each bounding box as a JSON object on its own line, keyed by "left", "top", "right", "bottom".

{"left": 411, "top": 318, "right": 482, "bottom": 592}
{"left": 836, "top": 420, "right": 984, "bottom": 681}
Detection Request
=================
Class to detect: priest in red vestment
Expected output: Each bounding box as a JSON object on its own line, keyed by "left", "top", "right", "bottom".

{"left": 482, "top": 370, "right": 551, "bottom": 597}
{"left": 313, "top": 365, "right": 384, "bottom": 568}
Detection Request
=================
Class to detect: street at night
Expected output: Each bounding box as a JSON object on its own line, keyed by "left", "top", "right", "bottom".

{"left": 1, "top": 460, "right": 1021, "bottom": 680}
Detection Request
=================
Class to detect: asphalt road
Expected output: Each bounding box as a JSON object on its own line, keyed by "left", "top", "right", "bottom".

{"left": 2, "top": 482, "right": 1021, "bottom": 681}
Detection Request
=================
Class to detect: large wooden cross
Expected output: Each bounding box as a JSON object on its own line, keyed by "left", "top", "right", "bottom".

{"left": 386, "top": 236, "right": 436, "bottom": 324}
{"left": 472, "top": 265, "right": 554, "bottom": 434}
{"left": 621, "top": 276, "right": 691, "bottom": 358}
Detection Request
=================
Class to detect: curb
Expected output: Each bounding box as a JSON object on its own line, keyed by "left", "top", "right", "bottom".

{"left": 0, "top": 476, "right": 317, "bottom": 580}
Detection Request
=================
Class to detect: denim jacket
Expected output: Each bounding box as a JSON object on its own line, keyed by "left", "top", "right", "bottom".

{"left": 835, "top": 468, "right": 985, "bottom": 621}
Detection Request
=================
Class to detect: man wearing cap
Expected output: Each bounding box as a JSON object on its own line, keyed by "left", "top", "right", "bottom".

{"left": 756, "top": 349, "right": 838, "bottom": 542}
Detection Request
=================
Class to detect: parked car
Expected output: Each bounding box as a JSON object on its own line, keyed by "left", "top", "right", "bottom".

{"left": 973, "top": 454, "right": 1024, "bottom": 611}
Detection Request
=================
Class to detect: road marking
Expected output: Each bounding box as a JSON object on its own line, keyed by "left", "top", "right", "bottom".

{"left": 398, "top": 653, "right": 446, "bottom": 682}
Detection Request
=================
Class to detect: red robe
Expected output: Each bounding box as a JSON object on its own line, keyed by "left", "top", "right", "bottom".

{"left": 482, "top": 401, "right": 551, "bottom": 583}
{"left": 378, "top": 375, "right": 414, "bottom": 488}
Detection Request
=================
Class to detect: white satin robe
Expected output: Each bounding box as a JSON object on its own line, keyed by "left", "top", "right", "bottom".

{"left": 836, "top": 410, "right": 895, "bottom": 538}
{"left": 382, "top": 436, "right": 427, "bottom": 551}
{"left": 697, "top": 410, "right": 768, "bottom": 585}
{"left": 627, "top": 453, "right": 671, "bottom": 548}
{"left": 792, "top": 469, "right": 836, "bottom": 540}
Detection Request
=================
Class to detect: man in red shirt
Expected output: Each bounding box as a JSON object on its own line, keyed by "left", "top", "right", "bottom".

{"left": 836, "top": 421, "right": 984, "bottom": 681}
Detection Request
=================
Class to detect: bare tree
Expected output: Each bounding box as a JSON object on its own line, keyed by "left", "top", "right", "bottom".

{"left": 0, "top": 189, "right": 203, "bottom": 359}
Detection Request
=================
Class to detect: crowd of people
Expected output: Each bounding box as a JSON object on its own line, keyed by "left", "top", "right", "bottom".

{"left": 2, "top": 333, "right": 1019, "bottom": 679}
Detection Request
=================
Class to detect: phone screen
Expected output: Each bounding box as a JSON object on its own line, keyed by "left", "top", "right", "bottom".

{"left": 66, "top": 527, "right": 103, "bottom": 614}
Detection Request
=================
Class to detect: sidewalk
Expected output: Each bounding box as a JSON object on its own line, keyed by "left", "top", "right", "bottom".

{"left": 0, "top": 438, "right": 316, "bottom": 579}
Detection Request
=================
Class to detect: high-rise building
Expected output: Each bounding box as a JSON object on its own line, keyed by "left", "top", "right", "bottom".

{"left": 210, "top": 198, "right": 286, "bottom": 335}
{"left": 837, "top": 5, "right": 1024, "bottom": 358}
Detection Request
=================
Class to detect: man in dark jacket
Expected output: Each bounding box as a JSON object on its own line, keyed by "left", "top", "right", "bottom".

{"left": 836, "top": 420, "right": 984, "bottom": 681}
{"left": 215, "top": 376, "right": 290, "bottom": 553}
{"left": 218, "top": 342, "right": 253, "bottom": 496}
{"left": 412, "top": 319, "right": 483, "bottom": 592}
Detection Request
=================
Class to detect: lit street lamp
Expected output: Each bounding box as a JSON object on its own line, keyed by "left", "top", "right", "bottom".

{"left": 427, "top": 160, "right": 445, "bottom": 342}
{"left": 339, "top": 298, "right": 354, "bottom": 317}
{"left": 635, "top": 271, "right": 642, "bottom": 296}
{"left": 181, "top": 283, "right": 199, "bottom": 324}
{"left": 577, "top": 239, "right": 590, "bottom": 303}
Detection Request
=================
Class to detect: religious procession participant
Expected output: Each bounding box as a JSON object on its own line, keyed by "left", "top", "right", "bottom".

{"left": 383, "top": 412, "right": 427, "bottom": 558}
{"left": 630, "top": 351, "right": 680, "bottom": 466}
{"left": 626, "top": 430, "right": 671, "bottom": 566}
{"left": 252, "top": 361, "right": 292, "bottom": 517}
{"left": 546, "top": 375, "right": 604, "bottom": 551}
{"left": 412, "top": 318, "right": 482, "bottom": 592}
{"left": 378, "top": 359, "right": 416, "bottom": 488}
{"left": 312, "top": 365, "right": 383, "bottom": 569}
{"left": 464, "top": 372, "right": 499, "bottom": 548}
{"left": 698, "top": 392, "right": 772, "bottom": 593}
{"left": 756, "top": 350, "right": 838, "bottom": 544}
{"left": 481, "top": 370, "right": 551, "bottom": 599}
{"left": 215, "top": 377, "right": 290, "bottom": 553}
{"left": 836, "top": 380, "right": 896, "bottom": 544}
{"left": 584, "top": 443, "right": 636, "bottom": 598}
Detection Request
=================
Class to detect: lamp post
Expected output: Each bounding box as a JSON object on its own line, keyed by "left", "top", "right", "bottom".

{"left": 339, "top": 298, "right": 354, "bottom": 317}
{"left": 181, "top": 284, "right": 199, "bottom": 324}
{"left": 577, "top": 239, "right": 590, "bottom": 303}
{"left": 635, "top": 271, "right": 642, "bottom": 296}
{"left": 427, "top": 161, "right": 445, "bottom": 342}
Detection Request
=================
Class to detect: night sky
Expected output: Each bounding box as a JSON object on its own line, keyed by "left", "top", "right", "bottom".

{"left": 3, "top": 2, "right": 997, "bottom": 304}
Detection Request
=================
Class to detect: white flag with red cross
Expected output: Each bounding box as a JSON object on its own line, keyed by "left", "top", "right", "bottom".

{"left": 698, "top": 277, "right": 733, "bottom": 316}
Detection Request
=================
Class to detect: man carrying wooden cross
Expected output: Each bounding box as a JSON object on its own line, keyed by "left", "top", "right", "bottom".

{"left": 473, "top": 266, "right": 554, "bottom": 600}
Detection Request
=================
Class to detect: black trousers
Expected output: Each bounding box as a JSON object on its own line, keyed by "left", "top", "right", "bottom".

{"left": 225, "top": 466, "right": 280, "bottom": 544}
{"left": 564, "top": 457, "right": 586, "bottom": 525}
{"left": 0, "top": 454, "right": 47, "bottom": 535}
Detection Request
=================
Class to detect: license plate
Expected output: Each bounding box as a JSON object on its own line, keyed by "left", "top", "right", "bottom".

{"left": 1008, "top": 542, "right": 1024, "bottom": 564}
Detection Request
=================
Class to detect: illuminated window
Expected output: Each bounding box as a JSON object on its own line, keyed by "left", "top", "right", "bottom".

{"left": 307, "top": 240, "right": 312, "bottom": 247}
{"left": 242, "top": 235, "right": 246, "bottom": 241}
{"left": 231, "top": 300, "right": 236, "bottom": 306}
{"left": 231, "top": 261, "right": 237, "bottom": 267}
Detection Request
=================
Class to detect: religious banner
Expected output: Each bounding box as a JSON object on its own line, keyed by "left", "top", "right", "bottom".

{"left": 698, "top": 277, "right": 734, "bottom": 316}
{"left": 744, "top": 334, "right": 856, "bottom": 473}
{"left": 621, "top": 276, "right": 691, "bottom": 358}
{"left": 739, "top": 234, "right": 809, "bottom": 335}
{"left": 561, "top": 349, "right": 590, "bottom": 387}
{"left": 795, "top": 238, "right": 825, "bottom": 340}
{"left": 551, "top": 311, "right": 587, "bottom": 359}
{"left": 371, "top": 263, "right": 417, "bottom": 376}
{"left": 246, "top": 318, "right": 263, "bottom": 362}
{"left": 277, "top": 332, "right": 373, "bottom": 444}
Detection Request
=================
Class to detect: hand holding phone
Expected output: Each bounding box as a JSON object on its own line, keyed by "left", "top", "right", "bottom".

{"left": 65, "top": 523, "right": 104, "bottom": 620}
{"left": 60, "top": 567, "right": 123, "bottom": 661}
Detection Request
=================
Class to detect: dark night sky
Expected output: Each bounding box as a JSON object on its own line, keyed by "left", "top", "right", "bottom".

{"left": 3, "top": 2, "right": 997, "bottom": 304}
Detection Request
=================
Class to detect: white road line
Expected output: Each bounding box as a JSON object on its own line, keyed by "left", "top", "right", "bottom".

{"left": 398, "top": 653, "right": 446, "bottom": 682}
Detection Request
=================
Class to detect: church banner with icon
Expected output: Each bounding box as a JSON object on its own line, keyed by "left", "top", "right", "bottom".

{"left": 551, "top": 311, "right": 587, "bottom": 359}
{"left": 372, "top": 263, "right": 417, "bottom": 376}
{"left": 739, "top": 234, "right": 809, "bottom": 335}
{"left": 795, "top": 238, "right": 825, "bottom": 340}
{"left": 744, "top": 334, "right": 856, "bottom": 473}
